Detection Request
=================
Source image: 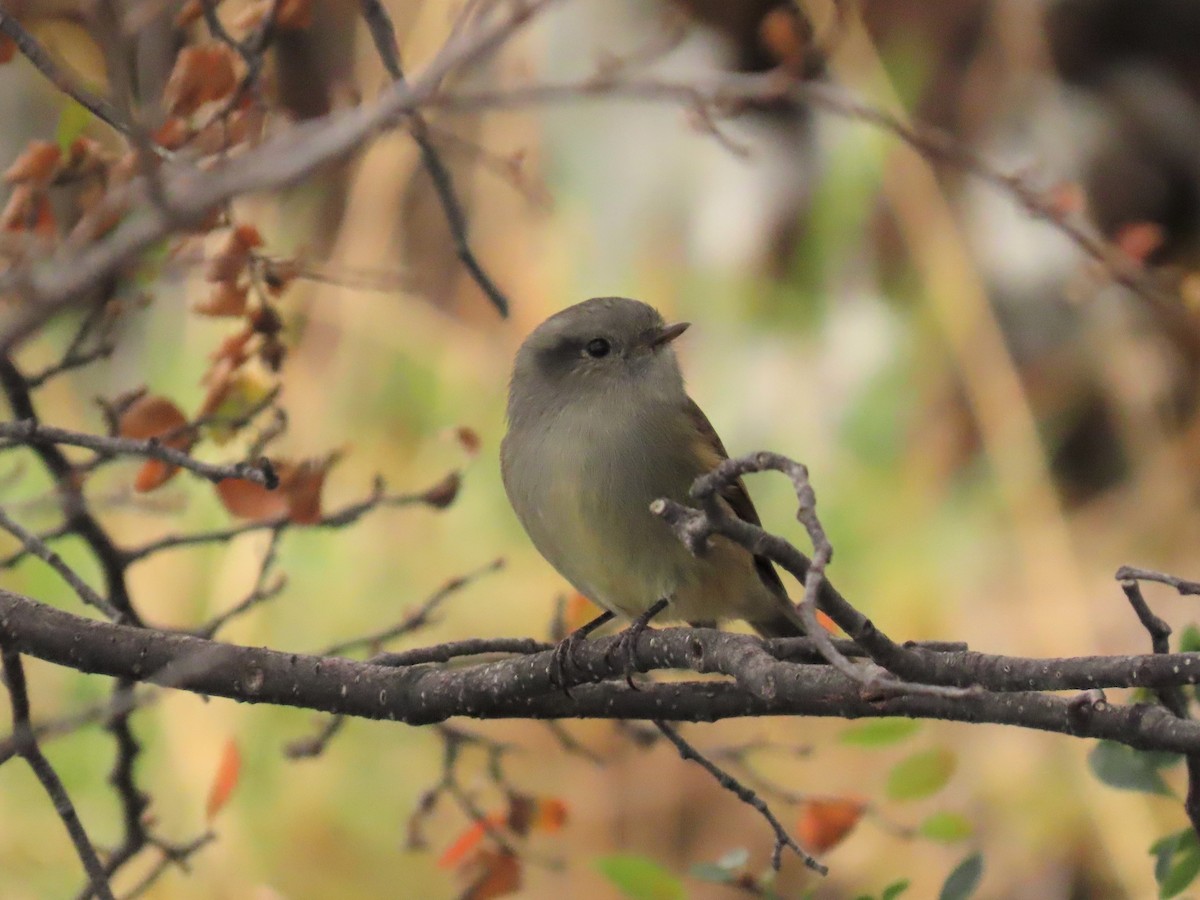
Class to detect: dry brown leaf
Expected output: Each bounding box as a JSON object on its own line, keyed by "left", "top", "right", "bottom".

{"left": 4, "top": 141, "right": 62, "bottom": 188}
{"left": 1114, "top": 220, "right": 1165, "bottom": 266}
{"left": 134, "top": 459, "right": 177, "bottom": 492}
{"left": 420, "top": 471, "right": 461, "bottom": 509}
{"left": 0, "top": 34, "right": 16, "bottom": 64}
{"left": 759, "top": 6, "right": 809, "bottom": 74}
{"left": 194, "top": 281, "right": 249, "bottom": 317}
{"left": 163, "top": 44, "right": 240, "bottom": 117}
{"left": 216, "top": 476, "right": 288, "bottom": 520}
{"left": 153, "top": 117, "right": 192, "bottom": 150}
{"left": 119, "top": 394, "right": 193, "bottom": 492}
{"left": 1043, "top": 181, "right": 1086, "bottom": 219}
{"left": 214, "top": 455, "right": 335, "bottom": 523}
{"left": 206, "top": 224, "right": 264, "bottom": 283}
{"left": 1, "top": 184, "right": 56, "bottom": 240}
{"left": 119, "top": 394, "right": 189, "bottom": 441}
{"left": 280, "top": 457, "right": 333, "bottom": 525}
{"left": 460, "top": 849, "right": 521, "bottom": 900}
{"left": 454, "top": 426, "right": 481, "bottom": 457}
{"left": 65, "top": 137, "right": 109, "bottom": 175}
{"left": 205, "top": 738, "right": 242, "bottom": 822}
{"left": 174, "top": 0, "right": 204, "bottom": 27}
{"left": 235, "top": 0, "right": 312, "bottom": 31}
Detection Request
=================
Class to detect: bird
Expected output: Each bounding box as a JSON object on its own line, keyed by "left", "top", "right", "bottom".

{"left": 500, "top": 297, "right": 804, "bottom": 685}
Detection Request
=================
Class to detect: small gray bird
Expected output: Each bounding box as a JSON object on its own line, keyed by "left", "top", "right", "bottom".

{"left": 501, "top": 297, "right": 804, "bottom": 679}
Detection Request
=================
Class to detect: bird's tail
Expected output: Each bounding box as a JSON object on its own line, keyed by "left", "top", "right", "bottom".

{"left": 751, "top": 601, "right": 807, "bottom": 638}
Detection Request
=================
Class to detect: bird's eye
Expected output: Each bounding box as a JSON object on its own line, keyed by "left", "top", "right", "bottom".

{"left": 584, "top": 338, "right": 611, "bottom": 358}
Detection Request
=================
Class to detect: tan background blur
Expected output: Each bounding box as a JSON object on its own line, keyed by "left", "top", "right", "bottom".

{"left": 3, "top": 0, "right": 1200, "bottom": 897}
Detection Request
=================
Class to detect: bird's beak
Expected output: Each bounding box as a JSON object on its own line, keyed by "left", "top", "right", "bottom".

{"left": 650, "top": 321, "right": 690, "bottom": 349}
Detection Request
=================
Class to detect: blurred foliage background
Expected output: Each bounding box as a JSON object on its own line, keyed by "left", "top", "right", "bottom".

{"left": 4, "top": 0, "right": 1200, "bottom": 897}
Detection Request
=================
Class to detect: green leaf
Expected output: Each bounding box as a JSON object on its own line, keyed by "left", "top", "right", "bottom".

{"left": 1152, "top": 828, "right": 1200, "bottom": 898}
{"left": 938, "top": 852, "right": 983, "bottom": 900}
{"left": 1088, "top": 741, "right": 1176, "bottom": 796}
{"left": 689, "top": 848, "right": 749, "bottom": 884}
{"left": 1178, "top": 623, "right": 1200, "bottom": 653}
{"left": 882, "top": 880, "right": 912, "bottom": 900}
{"left": 595, "top": 854, "right": 686, "bottom": 900}
{"left": 55, "top": 99, "right": 92, "bottom": 153}
{"left": 919, "top": 812, "right": 973, "bottom": 842}
{"left": 839, "top": 719, "right": 921, "bottom": 747}
{"left": 715, "top": 848, "right": 749, "bottom": 870}
{"left": 689, "top": 863, "right": 735, "bottom": 884}
{"left": 886, "top": 748, "right": 956, "bottom": 801}
{"left": 1160, "top": 848, "right": 1200, "bottom": 899}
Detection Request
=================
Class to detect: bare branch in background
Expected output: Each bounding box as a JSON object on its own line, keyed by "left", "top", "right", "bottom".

{"left": 0, "top": 648, "right": 114, "bottom": 899}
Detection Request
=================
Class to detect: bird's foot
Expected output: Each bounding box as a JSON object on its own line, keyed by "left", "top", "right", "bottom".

{"left": 549, "top": 610, "right": 615, "bottom": 696}
{"left": 607, "top": 598, "right": 670, "bottom": 690}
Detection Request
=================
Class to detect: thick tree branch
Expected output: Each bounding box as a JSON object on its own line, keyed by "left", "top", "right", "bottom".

{"left": 7, "top": 590, "right": 1200, "bottom": 752}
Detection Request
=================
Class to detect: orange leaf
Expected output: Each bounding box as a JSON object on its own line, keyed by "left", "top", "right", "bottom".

{"left": 119, "top": 395, "right": 192, "bottom": 492}
{"left": 66, "top": 137, "right": 108, "bottom": 173}
{"left": 4, "top": 140, "right": 62, "bottom": 188}
{"left": 796, "top": 797, "right": 865, "bottom": 853}
{"left": 235, "top": 0, "right": 312, "bottom": 30}
{"left": 1043, "top": 181, "right": 1085, "bottom": 219}
{"left": 438, "top": 813, "right": 506, "bottom": 869}
{"left": 118, "top": 394, "right": 190, "bottom": 442}
{"left": 759, "top": 6, "right": 809, "bottom": 74}
{"left": 134, "top": 458, "right": 179, "bottom": 492}
{"left": 163, "top": 44, "right": 240, "bottom": 116}
{"left": 565, "top": 592, "right": 601, "bottom": 633}
{"left": 815, "top": 610, "right": 838, "bottom": 633}
{"left": 205, "top": 738, "right": 242, "bottom": 821}
{"left": 1114, "top": 220, "right": 1165, "bottom": 266}
{"left": 460, "top": 849, "right": 521, "bottom": 900}
{"left": 153, "top": 117, "right": 192, "bottom": 150}
{"left": 216, "top": 476, "right": 288, "bottom": 521}
{"left": 194, "top": 281, "right": 249, "bottom": 317}
{"left": 206, "top": 224, "right": 263, "bottom": 283}
{"left": 0, "top": 34, "right": 16, "bottom": 64}
{"left": 532, "top": 797, "right": 568, "bottom": 833}
{"left": 274, "top": 0, "right": 313, "bottom": 29}
{"left": 281, "top": 456, "right": 333, "bottom": 525}
{"left": 174, "top": 0, "right": 204, "bottom": 26}
{"left": 29, "top": 193, "right": 56, "bottom": 240}
{"left": 0, "top": 185, "right": 55, "bottom": 239}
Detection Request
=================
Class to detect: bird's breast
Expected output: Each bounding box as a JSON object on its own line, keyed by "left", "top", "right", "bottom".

{"left": 504, "top": 398, "right": 700, "bottom": 616}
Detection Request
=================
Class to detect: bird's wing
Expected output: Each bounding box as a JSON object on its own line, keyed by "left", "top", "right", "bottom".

{"left": 683, "top": 397, "right": 790, "bottom": 601}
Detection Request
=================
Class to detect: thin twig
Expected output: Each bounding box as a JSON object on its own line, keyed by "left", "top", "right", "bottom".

{"left": 0, "top": 505, "right": 121, "bottom": 619}
{"left": 1, "top": 647, "right": 114, "bottom": 899}
{"left": 652, "top": 720, "right": 824, "bottom": 874}
{"left": 322, "top": 557, "right": 504, "bottom": 658}
{"left": 0, "top": 10, "right": 133, "bottom": 139}
{"left": 0, "top": 420, "right": 279, "bottom": 488}
{"left": 122, "top": 471, "right": 459, "bottom": 563}
{"left": 357, "top": 0, "right": 511, "bottom": 317}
